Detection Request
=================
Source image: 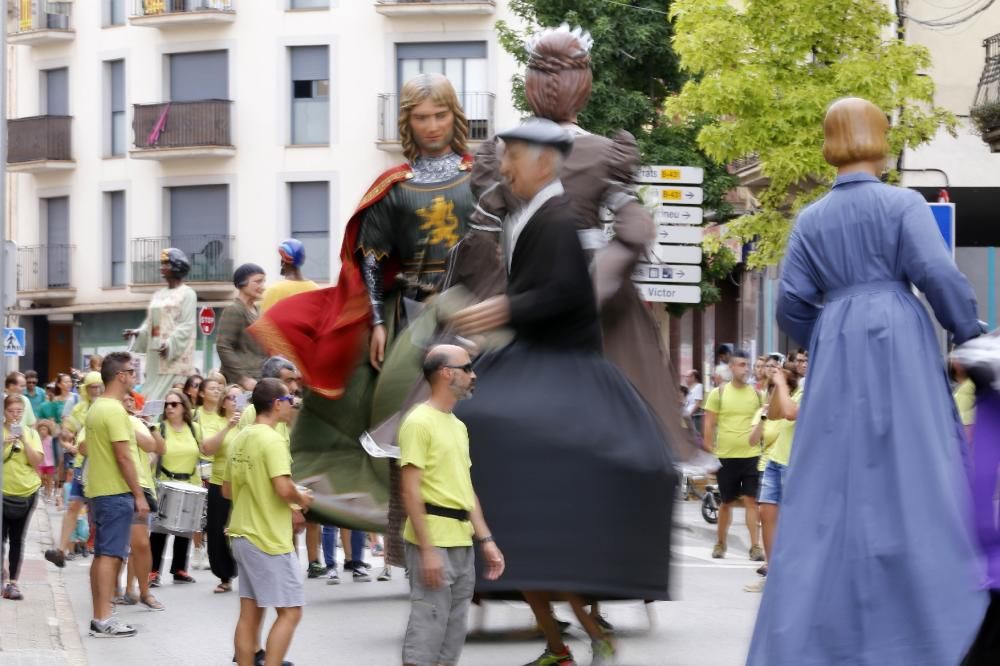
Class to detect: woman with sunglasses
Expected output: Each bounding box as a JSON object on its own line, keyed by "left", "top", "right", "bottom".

{"left": 183, "top": 375, "right": 204, "bottom": 416}
{"left": 201, "top": 384, "right": 243, "bottom": 593}
{"left": 190, "top": 373, "right": 224, "bottom": 570}
{"left": 2, "top": 395, "right": 44, "bottom": 600}
{"left": 148, "top": 389, "right": 203, "bottom": 586}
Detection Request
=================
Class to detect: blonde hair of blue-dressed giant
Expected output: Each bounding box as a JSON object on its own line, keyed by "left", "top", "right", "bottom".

{"left": 822, "top": 97, "right": 890, "bottom": 168}
{"left": 398, "top": 74, "right": 469, "bottom": 163}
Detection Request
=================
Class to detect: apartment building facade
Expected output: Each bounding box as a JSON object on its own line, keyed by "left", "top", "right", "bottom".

{"left": 5, "top": 0, "right": 521, "bottom": 377}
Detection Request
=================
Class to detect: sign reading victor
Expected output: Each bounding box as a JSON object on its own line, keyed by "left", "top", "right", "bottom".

{"left": 198, "top": 307, "right": 216, "bottom": 336}
{"left": 3, "top": 328, "right": 26, "bottom": 357}
{"left": 634, "top": 165, "right": 704, "bottom": 305}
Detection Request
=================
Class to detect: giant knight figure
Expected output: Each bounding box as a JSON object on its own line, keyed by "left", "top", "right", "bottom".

{"left": 251, "top": 74, "right": 474, "bottom": 563}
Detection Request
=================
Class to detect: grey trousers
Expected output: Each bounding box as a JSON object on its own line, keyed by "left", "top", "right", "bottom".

{"left": 402, "top": 542, "right": 476, "bottom": 666}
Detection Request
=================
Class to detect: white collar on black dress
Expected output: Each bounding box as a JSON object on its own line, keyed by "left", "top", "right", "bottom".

{"left": 506, "top": 179, "right": 565, "bottom": 270}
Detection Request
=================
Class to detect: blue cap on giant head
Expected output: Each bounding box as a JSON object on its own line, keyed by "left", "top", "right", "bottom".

{"left": 278, "top": 239, "right": 306, "bottom": 268}
{"left": 159, "top": 248, "right": 191, "bottom": 279}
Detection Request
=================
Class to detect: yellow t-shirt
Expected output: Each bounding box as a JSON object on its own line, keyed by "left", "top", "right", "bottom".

{"left": 83, "top": 397, "right": 135, "bottom": 499}
{"left": 756, "top": 409, "right": 783, "bottom": 472}
{"left": 399, "top": 404, "right": 475, "bottom": 548}
{"left": 210, "top": 427, "right": 239, "bottom": 486}
{"left": 73, "top": 428, "right": 86, "bottom": 469}
{"left": 769, "top": 388, "right": 803, "bottom": 467}
{"left": 3, "top": 427, "right": 43, "bottom": 497}
{"left": 197, "top": 409, "right": 227, "bottom": 463}
{"left": 128, "top": 416, "right": 155, "bottom": 494}
{"left": 704, "top": 383, "right": 764, "bottom": 459}
{"left": 260, "top": 279, "right": 320, "bottom": 314}
{"left": 157, "top": 421, "right": 203, "bottom": 485}
{"left": 224, "top": 424, "right": 294, "bottom": 555}
{"left": 954, "top": 379, "right": 975, "bottom": 427}
{"left": 239, "top": 405, "right": 290, "bottom": 446}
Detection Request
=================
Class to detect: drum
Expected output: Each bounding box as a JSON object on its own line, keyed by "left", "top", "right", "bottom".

{"left": 153, "top": 481, "right": 207, "bottom": 536}
{"left": 198, "top": 460, "right": 213, "bottom": 481}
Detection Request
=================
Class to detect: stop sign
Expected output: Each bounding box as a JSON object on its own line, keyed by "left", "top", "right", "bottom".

{"left": 199, "top": 307, "right": 216, "bottom": 335}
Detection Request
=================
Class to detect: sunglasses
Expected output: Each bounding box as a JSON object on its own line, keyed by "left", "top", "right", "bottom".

{"left": 164, "top": 401, "right": 183, "bottom": 408}
{"left": 276, "top": 395, "right": 295, "bottom": 404}
{"left": 445, "top": 363, "right": 473, "bottom": 374}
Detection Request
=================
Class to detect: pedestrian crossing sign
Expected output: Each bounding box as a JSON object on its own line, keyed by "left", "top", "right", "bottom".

{"left": 3, "top": 328, "right": 25, "bottom": 357}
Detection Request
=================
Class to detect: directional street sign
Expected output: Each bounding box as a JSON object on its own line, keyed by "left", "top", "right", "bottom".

{"left": 928, "top": 202, "right": 955, "bottom": 259}
{"left": 653, "top": 206, "right": 703, "bottom": 225}
{"left": 649, "top": 244, "right": 703, "bottom": 264}
{"left": 3, "top": 328, "right": 26, "bottom": 357}
{"left": 635, "top": 165, "right": 705, "bottom": 185}
{"left": 632, "top": 262, "right": 702, "bottom": 284}
{"left": 635, "top": 283, "right": 702, "bottom": 303}
{"left": 656, "top": 225, "right": 704, "bottom": 245}
{"left": 641, "top": 185, "right": 704, "bottom": 206}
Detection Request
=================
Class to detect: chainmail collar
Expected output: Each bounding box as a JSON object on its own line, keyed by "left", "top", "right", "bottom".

{"left": 410, "top": 152, "right": 463, "bottom": 184}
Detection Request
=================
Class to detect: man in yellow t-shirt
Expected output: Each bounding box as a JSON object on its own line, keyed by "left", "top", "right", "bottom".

{"left": 82, "top": 352, "right": 147, "bottom": 639}
{"left": 223, "top": 378, "right": 313, "bottom": 666}
{"left": 702, "top": 350, "right": 765, "bottom": 561}
{"left": 260, "top": 239, "right": 320, "bottom": 314}
{"left": 399, "top": 345, "right": 504, "bottom": 666}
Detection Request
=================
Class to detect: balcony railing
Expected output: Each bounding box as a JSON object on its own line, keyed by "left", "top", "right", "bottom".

{"left": 132, "top": 100, "right": 233, "bottom": 156}
{"left": 131, "top": 0, "right": 234, "bottom": 17}
{"left": 17, "top": 244, "right": 73, "bottom": 293}
{"left": 7, "top": 116, "right": 73, "bottom": 168}
{"left": 972, "top": 33, "right": 1000, "bottom": 152}
{"left": 377, "top": 92, "right": 495, "bottom": 144}
{"left": 375, "top": 0, "right": 496, "bottom": 15}
{"left": 130, "top": 235, "right": 235, "bottom": 285}
{"left": 8, "top": 0, "right": 74, "bottom": 43}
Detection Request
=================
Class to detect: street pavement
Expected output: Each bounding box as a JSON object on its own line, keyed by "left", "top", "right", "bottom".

{"left": 5, "top": 501, "right": 762, "bottom": 665}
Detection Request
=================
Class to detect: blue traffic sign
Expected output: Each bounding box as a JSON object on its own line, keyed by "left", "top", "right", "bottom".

{"left": 3, "top": 327, "right": 25, "bottom": 357}
{"left": 928, "top": 202, "right": 955, "bottom": 258}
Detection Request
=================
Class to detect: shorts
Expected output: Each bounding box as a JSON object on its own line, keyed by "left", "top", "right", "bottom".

{"left": 716, "top": 456, "right": 760, "bottom": 503}
{"left": 40, "top": 465, "right": 55, "bottom": 476}
{"left": 63, "top": 452, "right": 75, "bottom": 469}
{"left": 231, "top": 537, "right": 304, "bottom": 608}
{"left": 69, "top": 468, "right": 85, "bottom": 502}
{"left": 133, "top": 490, "right": 158, "bottom": 526}
{"left": 758, "top": 460, "right": 788, "bottom": 505}
{"left": 403, "top": 542, "right": 476, "bottom": 666}
{"left": 90, "top": 493, "right": 135, "bottom": 560}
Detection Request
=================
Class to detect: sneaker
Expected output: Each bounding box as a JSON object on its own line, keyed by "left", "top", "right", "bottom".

{"left": 524, "top": 647, "right": 575, "bottom": 665}
{"left": 251, "top": 649, "right": 293, "bottom": 666}
{"left": 591, "top": 638, "right": 616, "bottom": 665}
{"left": 2, "top": 583, "right": 23, "bottom": 600}
{"left": 148, "top": 571, "right": 161, "bottom": 588}
{"left": 711, "top": 543, "right": 726, "bottom": 559}
{"left": 326, "top": 569, "right": 341, "bottom": 585}
{"left": 113, "top": 593, "right": 138, "bottom": 606}
{"left": 377, "top": 566, "right": 392, "bottom": 582}
{"left": 756, "top": 564, "right": 768, "bottom": 577}
{"left": 744, "top": 579, "right": 766, "bottom": 593}
{"left": 593, "top": 613, "right": 615, "bottom": 634}
{"left": 139, "top": 594, "right": 165, "bottom": 611}
{"left": 350, "top": 565, "right": 371, "bottom": 583}
{"left": 749, "top": 545, "right": 765, "bottom": 562}
{"left": 89, "top": 617, "right": 137, "bottom": 638}
{"left": 44, "top": 548, "right": 66, "bottom": 568}
{"left": 172, "top": 570, "right": 196, "bottom": 584}
{"left": 307, "top": 561, "right": 327, "bottom": 579}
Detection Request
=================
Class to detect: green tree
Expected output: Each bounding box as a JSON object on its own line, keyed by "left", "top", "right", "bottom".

{"left": 666, "top": 0, "right": 955, "bottom": 268}
{"left": 497, "top": 0, "right": 737, "bottom": 311}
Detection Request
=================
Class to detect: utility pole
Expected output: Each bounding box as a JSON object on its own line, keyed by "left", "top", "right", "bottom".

{"left": 1, "top": 15, "right": 9, "bottom": 581}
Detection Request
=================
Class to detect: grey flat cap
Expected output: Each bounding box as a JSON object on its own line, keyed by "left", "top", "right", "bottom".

{"left": 497, "top": 117, "right": 574, "bottom": 155}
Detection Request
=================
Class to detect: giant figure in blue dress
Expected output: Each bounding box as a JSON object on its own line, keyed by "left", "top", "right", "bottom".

{"left": 748, "top": 97, "right": 988, "bottom": 665}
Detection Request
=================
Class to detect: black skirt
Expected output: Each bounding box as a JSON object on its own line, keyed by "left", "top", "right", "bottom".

{"left": 455, "top": 340, "right": 676, "bottom": 601}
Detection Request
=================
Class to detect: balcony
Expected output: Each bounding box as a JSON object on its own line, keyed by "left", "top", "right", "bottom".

{"left": 375, "top": 0, "right": 496, "bottom": 17}
{"left": 6, "top": 116, "right": 74, "bottom": 173}
{"left": 17, "top": 245, "right": 75, "bottom": 304}
{"left": 376, "top": 92, "right": 494, "bottom": 151}
{"left": 129, "top": 0, "right": 235, "bottom": 28}
{"left": 130, "top": 235, "right": 235, "bottom": 297}
{"left": 131, "top": 100, "right": 235, "bottom": 160}
{"left": 8, "top": 2, "right": 74, "bottom": 45}
{"left": 972, "top": 33, "right": 1000, "bottom": 153}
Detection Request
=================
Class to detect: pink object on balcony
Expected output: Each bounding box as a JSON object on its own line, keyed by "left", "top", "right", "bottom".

{"left": 148, "top": 104, "right": 171, "bottom": 146}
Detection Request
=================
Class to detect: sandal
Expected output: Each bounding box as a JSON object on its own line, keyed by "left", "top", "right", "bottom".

{"left": 140, "top": 594, "right": 165, "bottom": 611}
{"left": 214, "top": 581, "right": 233, "bottom": 594}
{"left": 113, "top": 593, "right": 138, "bottom": 606}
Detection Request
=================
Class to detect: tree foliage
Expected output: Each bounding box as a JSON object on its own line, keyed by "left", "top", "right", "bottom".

{"left": 666, "top": 0, "right": 955, "bottom": 268}
{"left": 496, "top": 0, "right": 737, "bottom": 309}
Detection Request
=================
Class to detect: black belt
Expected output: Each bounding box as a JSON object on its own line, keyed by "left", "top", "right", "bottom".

{"left": 424, "top": 503, "right": 469, "bottom": 522}
{"left": 160, "top": 467, "right": 193, "bottom": 482}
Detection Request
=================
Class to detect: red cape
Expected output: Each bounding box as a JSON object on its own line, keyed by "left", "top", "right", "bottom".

{"left": 249, "top": 156, "right": 472, "bottom": 398}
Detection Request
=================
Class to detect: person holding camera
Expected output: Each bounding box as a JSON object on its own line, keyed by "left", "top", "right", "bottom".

{"left": 2, "top": 395, "right": 44, "bottom": 600}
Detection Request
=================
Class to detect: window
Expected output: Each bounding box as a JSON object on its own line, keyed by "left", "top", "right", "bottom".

{"left": 107, "top": 60, "right": 125, "bottom": 156}
{"left": 43, "top": 197, "right": 70, "bottom": 289}
{"left": 169, "top": 185, "right": 230, "bottom": 282}
{"left": 289, "top": 182, "right": 330, "bottom": 281}
{"left": 290, "top": 46, "right": 330, "bottom": 145}
{"left": 42, "top": 67, "right": 69, "bottom": 116}
{"left": 289, "top": 0, "right": 329, "bottom": 8}
{"left": 106, "top": 192, "right": 126, "bottom": 286}
{"left": 169, "top": 50, "right": 228, "bottom": 102}
{"left": 104, "top": 0, "right": 126, "bottom": 26}
{"left": 397, "top": 42, "right": 489, "bottom": 135}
